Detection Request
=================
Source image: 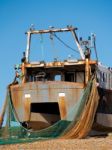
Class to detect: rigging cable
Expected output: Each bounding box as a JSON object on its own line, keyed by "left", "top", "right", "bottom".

{"left": 50, "top": 32, "right": 58, "bottom": 60}
{"left": 92, "top": 34, "right": 98, "bottom": 62}
{"left": 53, "top": 33, "right": 79, "bottom": 54}
{"left": 40, "top": 34, "right": 44, "bottom": 60}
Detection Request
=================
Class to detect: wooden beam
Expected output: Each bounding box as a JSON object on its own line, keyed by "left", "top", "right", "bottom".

{"left": 58, "top": 93, "right": 67, "bottom": 120}
{"left": 24, "top": 60, "right": 97, "bottom": 68}
{"left": 85, "top": 58, "right": 90, "bottom": 84}
{"left": 26, "top": 27, "right": 77, "bottom": 35}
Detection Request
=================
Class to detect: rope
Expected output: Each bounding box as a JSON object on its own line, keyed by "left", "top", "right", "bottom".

{"left": 62, "top": 77, "right": 99, "bottom": 138}
{"left": 40, "top": 34, "right": 44, "bottom": 60}
{"left": 50, "top": 32, "right": 58, "bottom": 60}
{"left": 0, "top": 90, "right": 9, "bottom": 128}
{"left": 53, "top": 33, "right": 79, "bottom": 54}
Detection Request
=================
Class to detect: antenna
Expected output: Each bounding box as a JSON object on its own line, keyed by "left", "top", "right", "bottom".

{"left": 91, "top": 33, "right": 98, "bottom": 62}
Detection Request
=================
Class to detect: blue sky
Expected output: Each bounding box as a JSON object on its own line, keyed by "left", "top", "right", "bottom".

{"left": 0, "top": 0, "right": 112, "bottom": 108}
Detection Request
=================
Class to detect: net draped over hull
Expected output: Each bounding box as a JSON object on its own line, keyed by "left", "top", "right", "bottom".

{"left": 0, "top": 77, "right": 99, "bottom": 145}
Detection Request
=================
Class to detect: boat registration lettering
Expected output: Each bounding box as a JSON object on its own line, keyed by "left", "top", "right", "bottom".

{"left": 25, "top": 94, "right": 31, "bottom": 98}
{"left": 59, "top": 93, "right": 65, "bottom": 97}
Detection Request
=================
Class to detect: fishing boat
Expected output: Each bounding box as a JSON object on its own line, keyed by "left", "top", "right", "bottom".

{"left": 11, "top": 26, "right": 94, "bottom": 129}
{"left": 1, "top": 26, "right": 112, "bottom": 140}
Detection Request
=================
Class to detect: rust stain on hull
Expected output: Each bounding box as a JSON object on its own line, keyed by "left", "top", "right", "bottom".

{"left": 10, "top": 81, "right": 84, "bottom": 124}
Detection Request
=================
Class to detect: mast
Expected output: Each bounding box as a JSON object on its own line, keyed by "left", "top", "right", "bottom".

{"left": 25, "top": 26, "right": 85, "bottom": 63}
{"left": 25, "top": 31, "right": 31, "bottom": 62}
{"left": 70, "top": 29, "right": 85, "bottom": 60}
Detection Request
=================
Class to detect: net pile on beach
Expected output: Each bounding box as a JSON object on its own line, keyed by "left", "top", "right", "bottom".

{"left": 0, "top": 76, "right": 99, "bottom": 145}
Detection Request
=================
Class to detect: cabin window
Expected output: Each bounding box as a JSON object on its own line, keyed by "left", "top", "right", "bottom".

{"left": 103, "top": 73, "right": 105, "bottom": 82}
{"left": 54, "top": 75, "right": 61, "bottom": 81}
{"left": 100, "top": 72, "right": 105, "bottom": 82}
{"left": 105, "top": 73, "right": 107, "bottom": 82}
{"left": 28, "top": 75, "right": 32, "bottom": 82}
{"left": 100, "top": 72, "right": 102, "bottom": 82}
{"left": 65, "top": 72, "right": 84, "bottom": 83}
{"left": 76, "top": 72, "right": 84, "bottom": 83}
{"left": 27, "top": 75, "right": 35, "bottom": 82}
{"left": 65, "top": 72, "right": 75, "bottom": 82}
{"left": 102, "top": 72, "right": 107, "bottom": 82}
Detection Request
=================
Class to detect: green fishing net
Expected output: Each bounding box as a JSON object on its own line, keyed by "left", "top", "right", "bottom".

{"left": 0, "top": 78, "right": 93, "bottom": 145}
